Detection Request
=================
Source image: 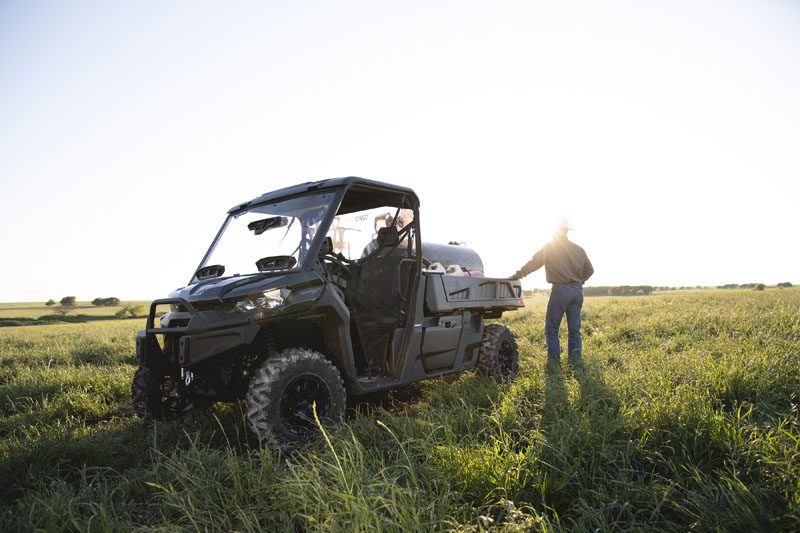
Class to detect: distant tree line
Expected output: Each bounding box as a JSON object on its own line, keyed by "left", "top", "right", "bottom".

{"left": 522, "top": 282, "right": 792, "bottom": 299}
{"left": 92, "top": 297, "right": 121, "bottom": 307}
{"left": 661, "top": 286, "right": 712, "bottom": 291}
{"left": 44, "top": 296, "right": 78, "bottom": 308}
{"left": 43, "top": 297, "right": 123, "bottom": 308}
{"left": 583, "top": 286, "right": 654, "bottom": 296}
{"left": 717, "top": 283, "right": 767, "bottom": 290}
{"left": 522, "top": 289, "right": 550, "bottom": 297}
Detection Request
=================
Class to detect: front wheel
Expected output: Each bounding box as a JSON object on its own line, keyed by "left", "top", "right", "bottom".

{"left": 246, "top": 348, "right": 346, "bottom": 449}
{"left": 476, "top": 324, "right": 519, "bottom": 382}
{"left": 132, "top": 366, "right": 190, "bottom": 420}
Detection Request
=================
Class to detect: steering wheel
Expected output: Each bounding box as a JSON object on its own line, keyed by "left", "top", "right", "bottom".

{"left": 323, "top": 253, "right": 352, "bottom": 278}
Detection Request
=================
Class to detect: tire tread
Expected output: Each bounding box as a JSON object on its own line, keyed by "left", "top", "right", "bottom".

{"left": 245, "top": 348, "right": 346, "bottom": 449}
{"left": 476, "top": 324, "right": 519, "bottom": 381}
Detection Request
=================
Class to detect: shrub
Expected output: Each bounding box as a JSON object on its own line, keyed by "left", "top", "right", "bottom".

{"left": 45, "top": 299, "right": 55, "bottom": 306}
{"left": 116, "top": 305, "right": 144, "bottom": 318}
{"left": 777, "top": 282, "right": 793, "bottom": 288}
{"left": 91, "top": 297, "right": 121, "bottom": 307}
{"left": 755, "top": 283, "right": 766, "bottom": 291}
{"left": 60, "top": 296, "right": 77, "bottom": 307}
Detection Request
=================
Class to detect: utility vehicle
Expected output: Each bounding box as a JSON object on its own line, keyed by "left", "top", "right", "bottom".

{"left": 133, "top": 177, "right": 524, "bottom": 447}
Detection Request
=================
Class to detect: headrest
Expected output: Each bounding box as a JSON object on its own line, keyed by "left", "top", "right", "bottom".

{"left": 376, "top": 226, "right": 400, "bottom": 248}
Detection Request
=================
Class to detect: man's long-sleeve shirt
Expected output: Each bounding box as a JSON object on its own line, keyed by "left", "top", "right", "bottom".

{"left": 513, "top": 238, "right": 594, "bottom": 283}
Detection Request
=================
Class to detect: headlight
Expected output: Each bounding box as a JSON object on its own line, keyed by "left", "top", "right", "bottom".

{"left": 233, "top": 298, "right": 258, "bottom": 313}
{"left": 232, "top": 288, "right": 291, "bottom": 313}
{"left": 261, "top": 288, "right": 286, "bottom": 308}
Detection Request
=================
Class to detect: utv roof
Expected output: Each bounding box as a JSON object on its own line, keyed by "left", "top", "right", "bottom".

{"left": 229, "top": 176, "right": 418, "bottom": 214}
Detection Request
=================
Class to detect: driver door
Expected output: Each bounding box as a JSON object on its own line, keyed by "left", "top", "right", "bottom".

{"left": 327, "top": 199, "right": 418, "bottom": 375}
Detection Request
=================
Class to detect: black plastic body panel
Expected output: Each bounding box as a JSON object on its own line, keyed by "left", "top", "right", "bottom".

{"left": 138, "top": 297, "right": 259, "bottom": 369}
{"left": 420, "top": 321, "right": 462, "bottom": 372}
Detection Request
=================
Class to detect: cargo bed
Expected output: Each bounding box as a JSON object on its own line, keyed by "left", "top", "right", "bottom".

{"left": 423, "top": 272, "right": 524, "bottom": 314}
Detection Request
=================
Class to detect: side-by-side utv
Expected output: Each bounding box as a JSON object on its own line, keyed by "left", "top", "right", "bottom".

{"left": 134, "top": 177, "right": 524, "bottom": 447}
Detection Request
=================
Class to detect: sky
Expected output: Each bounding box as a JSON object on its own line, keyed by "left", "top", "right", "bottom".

{"left": 1, "top": 0, "right": 799, "bottom": 301}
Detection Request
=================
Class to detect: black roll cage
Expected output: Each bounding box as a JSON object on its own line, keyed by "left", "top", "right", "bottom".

{"left": 191, "top": 180, "right": 424, "bottom": 372}
{"left": 195, "top": 181, "right": 421, "bottom": 276}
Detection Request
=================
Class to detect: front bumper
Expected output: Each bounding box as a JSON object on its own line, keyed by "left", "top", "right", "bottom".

{"left": 135, "top": 298, "right": 259, "bottom": 368}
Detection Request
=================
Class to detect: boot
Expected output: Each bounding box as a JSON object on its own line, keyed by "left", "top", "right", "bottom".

{"left": 567, "top": 350, "right": 582, "bottom": 370}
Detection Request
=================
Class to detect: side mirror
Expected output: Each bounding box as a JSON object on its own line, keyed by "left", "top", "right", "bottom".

{"left": 194, "top": 264, "right": 225, "bottom": 280}
{"left": 318, "top": 236, "right": 333, "bottom": 256}
{"left": 256, "top": 255, "right": 297, "bottom": 272}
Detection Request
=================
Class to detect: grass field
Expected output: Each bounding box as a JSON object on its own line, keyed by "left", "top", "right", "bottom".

{"left": 0, "top": 301, "right": 150, "bottom": 322}
{"left": 1, "top": 289, "right": 798, "bottom": 530}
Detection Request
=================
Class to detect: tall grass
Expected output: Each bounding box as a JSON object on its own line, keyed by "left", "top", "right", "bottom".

{"left": 1, "top": 289, "right": 798, "bottom": 530}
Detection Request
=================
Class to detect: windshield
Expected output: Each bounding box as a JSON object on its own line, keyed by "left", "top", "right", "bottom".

{"left": 196, "top": 192, "right": 336, "bottom": 280}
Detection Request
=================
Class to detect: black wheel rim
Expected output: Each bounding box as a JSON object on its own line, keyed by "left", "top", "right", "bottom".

{"left": 279, "top": 374, "right": 332, "bottom": 439}
{"left": 158, "top": 375, "right": 187, "bottom": 414}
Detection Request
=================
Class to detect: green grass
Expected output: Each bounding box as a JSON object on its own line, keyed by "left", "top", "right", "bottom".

{"left": 0, "top": 289, "right": 798, "bottom": 530}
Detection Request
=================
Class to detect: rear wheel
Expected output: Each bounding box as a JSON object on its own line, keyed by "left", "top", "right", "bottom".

{"left": 476, "top": 324, "right": 519, "bottom": 382}
{"left": 132, "top": 366, "right": 190, "bottom": 420}
{"left": 246, "top": 348, "right": 346, "bottom": 449}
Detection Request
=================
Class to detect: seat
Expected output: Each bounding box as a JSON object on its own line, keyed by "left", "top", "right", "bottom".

{"left": 346, "top": 247, "right": 414, "bottom": 373}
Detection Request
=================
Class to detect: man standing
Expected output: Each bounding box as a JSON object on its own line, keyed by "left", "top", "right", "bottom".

{"left": 512, "top": 220, "right": 594, "bottom": 366}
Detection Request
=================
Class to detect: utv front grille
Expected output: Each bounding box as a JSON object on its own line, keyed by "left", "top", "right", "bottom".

{"left": 192, "top": 301, "right": 224, "bottom": 312}
{"left": 147, "top": 298, "right": 196, "bottom": 334}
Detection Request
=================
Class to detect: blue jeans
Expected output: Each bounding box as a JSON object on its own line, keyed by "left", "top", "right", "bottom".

{"left": 545, "top": 283, "right": 583, "bottom": 360}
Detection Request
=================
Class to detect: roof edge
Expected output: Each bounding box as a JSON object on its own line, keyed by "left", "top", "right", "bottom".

{"left": 228, "top": 176, "right": 417, "bottom": 213}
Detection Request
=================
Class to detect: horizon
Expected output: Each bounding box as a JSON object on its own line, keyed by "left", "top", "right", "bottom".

{"left": 2, "top": 281, "right": 794, "bottom": 305}
{"left": 1, "top": 0, "right": 799, "bottom": 301}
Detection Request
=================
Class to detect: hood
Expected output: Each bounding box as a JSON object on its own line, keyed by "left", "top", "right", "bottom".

{"left": 168, "top": 272, "right": 298, "bottom": 303}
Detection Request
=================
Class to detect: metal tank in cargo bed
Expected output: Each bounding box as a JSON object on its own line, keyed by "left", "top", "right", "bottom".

{"left": 132, "top": 177, "right": 524, "bottom": 449}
